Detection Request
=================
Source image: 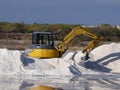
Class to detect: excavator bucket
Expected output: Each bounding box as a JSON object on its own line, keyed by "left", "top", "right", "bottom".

{"left": 81, "top": 55, "right": 90, "bottom": 61}
{"left": 81, "top": 53, "right": 90, "bottom": 61}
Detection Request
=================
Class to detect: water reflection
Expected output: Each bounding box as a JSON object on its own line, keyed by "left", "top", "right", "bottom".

{"left": 0, "top": 74, "right": 120, "bottom": 90}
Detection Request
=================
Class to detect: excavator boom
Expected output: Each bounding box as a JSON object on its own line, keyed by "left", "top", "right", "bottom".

{"left": 57, "top": 26, "right": 103, "bottom": 59}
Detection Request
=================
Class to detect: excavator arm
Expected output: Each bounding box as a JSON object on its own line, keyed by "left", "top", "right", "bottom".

{"left": 56, "top": 26, "right": 102, "bottom": 60}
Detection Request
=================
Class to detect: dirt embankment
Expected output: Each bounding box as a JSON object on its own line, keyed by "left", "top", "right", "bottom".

{"left": 0, "top": 33, "right": 108, "bottom": 50}
{"left": 0, "top": 33, "right": 31, "bottom": 50}
{"left": 0, "top": 39, "right": 31, "bottom": 50}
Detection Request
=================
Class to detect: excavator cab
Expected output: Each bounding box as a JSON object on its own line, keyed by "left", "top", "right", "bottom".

{"left": 32, "top": 32, "right": 54, "bottom": 46}
{"left": 27, "top": 32, "right": 59, "bottom": 58}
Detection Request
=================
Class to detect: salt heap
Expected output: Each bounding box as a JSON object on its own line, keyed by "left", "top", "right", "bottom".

{"left": 0, "top": 43, "right": 120, "bottom": 76}
{"left": 91, "top": 43, "right": 120, "bottom": 73}
{"left": 0, "top": 49, "right": 81, "bottom": 76}
{"left": 0, "top": 49, "right": 22, "bottom": 75}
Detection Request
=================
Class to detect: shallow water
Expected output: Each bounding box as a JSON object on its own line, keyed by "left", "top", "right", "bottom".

{"left": 1, "top": 74, "right": 120, "bottom": 90}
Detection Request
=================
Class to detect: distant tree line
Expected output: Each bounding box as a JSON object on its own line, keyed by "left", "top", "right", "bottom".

{"left": 0, "top": 22, "right": 120, "bottom": 42}
{"left": 89, "top": 24, "right": 120, "bottom": 42}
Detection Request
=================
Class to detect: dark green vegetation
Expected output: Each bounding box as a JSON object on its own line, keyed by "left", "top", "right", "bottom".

{"left": 0, "top": 22, "right": 120, "bottom": 42}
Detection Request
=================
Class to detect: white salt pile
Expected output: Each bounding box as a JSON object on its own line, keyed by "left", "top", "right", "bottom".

{"left": 0, "top": 43, "right": 120, "bottom": 76}
{"left": 91, "top": 43, "right": 120, "bottom": 73}
{"left": 0, "top": 49, "right": 22, "bottom": 75}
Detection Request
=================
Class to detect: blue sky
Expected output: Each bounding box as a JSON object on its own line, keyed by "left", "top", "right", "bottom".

{"left": 0, "top": 0, "right": 120, "bottom": 24}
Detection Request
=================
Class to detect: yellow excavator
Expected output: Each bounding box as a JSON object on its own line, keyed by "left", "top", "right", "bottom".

{"left": 25, "top": 26, "right": 102, "bottom": 60}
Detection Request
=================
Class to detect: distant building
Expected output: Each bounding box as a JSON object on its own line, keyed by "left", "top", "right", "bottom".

{"left": 116, "top": 25, "right": 120, "bottom": 29}
{"left": 81, "top": 24, "right": 97, "bottom": 28}
{"left": 80, "top": 24, "right": 120, "bottom": 29}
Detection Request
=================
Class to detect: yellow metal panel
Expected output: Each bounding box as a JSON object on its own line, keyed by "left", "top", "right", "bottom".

{"left": 28, "top": 49, "right": 42, "bottom": 58}
{"left": 30, "top": 85, "right": 55, "bottom": 90}
{"left": 28, "top": 49, "right": 59, "bottom": 58}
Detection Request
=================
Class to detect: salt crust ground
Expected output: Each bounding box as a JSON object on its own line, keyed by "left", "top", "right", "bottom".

{"left": 0, "top": 43, "right": 120, "bottom": 76}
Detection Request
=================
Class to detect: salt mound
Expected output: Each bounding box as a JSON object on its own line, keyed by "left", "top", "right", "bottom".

{"left": 0, "top": 49, "right": 81, "bottom": 76}
{"left": 20, "top": 57, "right": 80, "bottom": 76}
{"left": 0, "top": 43, "right": 120, "bottom": 76}
{"left": 91, "top": 43, "right": 120, "bottom": 73}
{"left": 0, "top": 49, "right": 22, "bottom": 75}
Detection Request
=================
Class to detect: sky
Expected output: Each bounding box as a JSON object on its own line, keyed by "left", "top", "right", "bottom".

{"left": 0, "top": 0, "right": 120, "bottom": 25}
